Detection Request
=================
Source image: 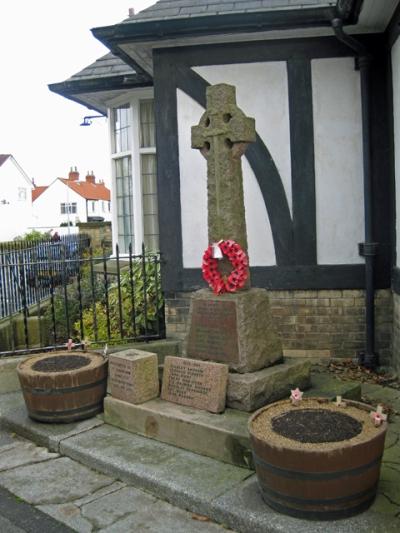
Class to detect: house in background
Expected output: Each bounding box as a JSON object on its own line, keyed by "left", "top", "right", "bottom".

{"left": 32, "top": 167, "right": 111, "bottom": 231}
{"left": 49, "top": 0, "right": 400, "bottom": 372}
{"left": 0, "top": 154, "right": 33, "bottom": 241}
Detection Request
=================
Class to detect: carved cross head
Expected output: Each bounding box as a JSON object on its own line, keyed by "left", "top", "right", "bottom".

{"left": 191, "top": 84, "right": 255, "bottom": 160}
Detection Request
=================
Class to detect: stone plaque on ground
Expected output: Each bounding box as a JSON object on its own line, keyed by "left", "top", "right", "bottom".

{"left": 109, "top": 349, "right": 159, "bottom": 404}
{"left": 161, "top": 356, "right": 228, "bottom": 413}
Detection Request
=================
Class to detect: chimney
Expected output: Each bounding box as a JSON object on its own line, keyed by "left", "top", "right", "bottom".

{"left": 85, "top": 170, "right": 96, "bottom": 184}
{"left": 68, "top": 166, "right": 79, "bottom": 181}
{"left": 128, "top": 8, "right": 135, "bottom": 17}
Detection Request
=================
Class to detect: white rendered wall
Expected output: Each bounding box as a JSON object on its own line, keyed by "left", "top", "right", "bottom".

{"left": 0, "top": 158, "right": 33, "bottom": 241}
{"left": 177, "top": 89, "right": 275, "bottom": 268}
{"left": 392, "top": 37, "right": 400, "bottom": 266}
{"left": 312, "top": 57, "right": 364, "bottom": 264}
{"left": 32, "top": 180, "right": 87, "bottom": 230}
{"left": 178, "top": 61, "right": 290, "bottom": 268}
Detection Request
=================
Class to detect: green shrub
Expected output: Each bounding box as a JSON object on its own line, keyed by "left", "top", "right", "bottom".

{"left": 43, "top": 255, "right": 163, "bottom": 344}
{"left": 78, "top": 258, "right": 164, "bottom": 341}
{"left": 14, "top": 229, "right": 50, "bottom": 242}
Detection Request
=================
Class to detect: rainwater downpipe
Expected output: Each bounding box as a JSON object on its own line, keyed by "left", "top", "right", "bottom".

{"left": 332, "top": 18, "right": 378, "bottom": 369}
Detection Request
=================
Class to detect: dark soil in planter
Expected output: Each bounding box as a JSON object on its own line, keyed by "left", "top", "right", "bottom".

{"left": 271, "top": 409, "right": 362, "bottom": 443}
{"left": 32, "top": 355, "right": 91, "bottom": 373}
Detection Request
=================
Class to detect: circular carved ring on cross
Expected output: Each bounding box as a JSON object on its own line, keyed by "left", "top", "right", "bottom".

{"left": 202, "top": 239, "right": 248, "bottom": 295}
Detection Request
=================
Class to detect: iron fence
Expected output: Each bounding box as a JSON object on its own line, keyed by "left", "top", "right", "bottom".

{"left": 0, "top": 234, "right": 90, "bottom": 319}
{"left": 0, "top": 243, "right": 165, "bottom": 356}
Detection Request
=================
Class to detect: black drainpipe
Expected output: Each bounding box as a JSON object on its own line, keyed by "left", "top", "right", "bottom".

{"left": 332, "top": 18, "right": 378, "bottom": 369}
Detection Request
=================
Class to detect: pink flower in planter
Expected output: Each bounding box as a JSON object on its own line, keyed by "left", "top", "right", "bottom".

{"left": 370, "top": 405, "right": 387, "bottom": 427}
{"left": 335, "top": 395, "right": 344, "bottom": 407}
{"left": 290, "top": 388, "right": 303, "bottom": 406}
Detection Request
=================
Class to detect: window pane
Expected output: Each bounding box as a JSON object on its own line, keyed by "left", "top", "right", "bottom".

{"left": 141, "top": 153, "right": 159, "bottom": 251}
{"left": 140, "top": 100, "right": 155, "bottom": 148}
{"left": 114, "top": 156, "right": 134, "bottom": 253}
{"left": 113, "top": 104, "right": 131, "bottom": 154}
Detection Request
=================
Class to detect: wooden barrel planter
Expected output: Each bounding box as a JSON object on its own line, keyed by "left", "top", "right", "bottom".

{"left": 248, "top": 397, "right": 387, "bottom": 520}
{"left": 17, "top": 351, "right": 108, "bottom": 423}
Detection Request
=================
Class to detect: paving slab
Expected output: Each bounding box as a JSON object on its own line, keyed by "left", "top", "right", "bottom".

{"left": 104, "top": 396, "right": 253, "bottom": 468}
{"left": 210, "top": 476, "right": 400, "bottom": 533}
{"left": 305, "top": 373, "right": 361, "bottom": 400}
{"left": 0, "top": 456, "right": 115, "bottom": 505}
{"left": 0, "top": 395, "right": 104, "bottom": 452}
{"left": 0, "top": 356, "right": 26, "bottom": 394}
{"left": 361, "top": 383, "right": 400, "bottom": 412}
{"left": 98, "top": 496, "right": 232, "bottom": 533}
{"left": 0, "top": 439, "right": 58, "bottom": 472}
{"left": 59, "top": 424, "right": 252, "bottom": 517}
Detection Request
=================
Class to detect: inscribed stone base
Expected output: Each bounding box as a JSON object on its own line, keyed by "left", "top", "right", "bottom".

{"left": 227, "top": 359, "right": 311, "bottom": 412}
{"left": 161, "top": 356, "right": 228, "bottom": 414}
{"left": 185, "top": 288, "right": 282, "bottom": 373}
{"left": 109, "top": 349, "right": 159, "bottom": 405}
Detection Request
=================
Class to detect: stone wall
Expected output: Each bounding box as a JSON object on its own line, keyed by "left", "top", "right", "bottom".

{"left": 393, "top": 292, "right": 400, "bottom": 374}
{"left": 77, "top": 222, "right": 112, "bottom": 250}
{"left": 165, "top": 289, "right": 393, "bottom": 365}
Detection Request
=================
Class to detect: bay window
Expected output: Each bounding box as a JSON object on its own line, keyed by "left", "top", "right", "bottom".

{"left": 110, "top": 92, "right": 159, "bottom": 255}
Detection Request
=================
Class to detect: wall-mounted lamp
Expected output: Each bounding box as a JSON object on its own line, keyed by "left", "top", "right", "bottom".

{"left": 80, "top": 115, "right": 104, "bottom": 127}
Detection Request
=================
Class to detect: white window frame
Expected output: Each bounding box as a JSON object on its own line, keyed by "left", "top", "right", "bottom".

{"left": 107, "top": 88, "right": 155, "bottom": 256}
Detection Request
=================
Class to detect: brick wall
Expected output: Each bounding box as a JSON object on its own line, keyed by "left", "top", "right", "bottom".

{"left": 165, "top": 289, "right": 393, "bottom": 364}
{"left": 393, "top": 292, "right": 400, "bottom": 373}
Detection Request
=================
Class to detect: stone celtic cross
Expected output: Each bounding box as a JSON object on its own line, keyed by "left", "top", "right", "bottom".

{"left": 191, "top": 83, "right": 256, "bottom": 257}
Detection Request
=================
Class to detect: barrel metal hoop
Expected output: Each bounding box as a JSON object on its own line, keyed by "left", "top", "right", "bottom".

{"left": 28, "top": 400, "right": 103, "bottom": 418}
{"left": 22, "top": 376, "right": 107, "bottom": 396}
{"left": 262, "top": 492, "right": 376, "bottom": 520}
{"left": 253, "top": 452, "right": 382, "bottom": 480}
{"left": 258, "top": 479, "right": 378, "bottom": 505}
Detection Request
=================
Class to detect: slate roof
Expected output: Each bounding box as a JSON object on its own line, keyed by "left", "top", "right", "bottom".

{"left": 0, "top": 154, "right": 11, "bottom": 167}
{"left": 124, "top": 0, "right": 335, "bottom": 22}
{"left": 68, "top": 53, "right": 133, "bottom": 82}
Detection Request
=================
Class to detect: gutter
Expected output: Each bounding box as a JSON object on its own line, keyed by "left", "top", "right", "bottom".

{"left": 332, "top": 17, "right": 378, "bottom": 369}
{"left": 92, "top": 7, "right": 337, "bottom": 75}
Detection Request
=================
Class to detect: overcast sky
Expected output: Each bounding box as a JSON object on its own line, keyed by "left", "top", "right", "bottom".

{"left": 0, "top": 0, "right": 155, "bottom": 187}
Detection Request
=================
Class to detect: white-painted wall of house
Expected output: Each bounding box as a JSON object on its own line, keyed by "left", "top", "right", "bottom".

{"left": 0, "top": 157, "right": 33, "bottom": 241}
{"left": 312, "top": 57, "right": 364, "bottom": 265}
{"left": 32, "top": 180, "right": 87, "bottom": 230}
{"left": 177, "top": 59, "right": 364, "bottom": 267}
{"left": 32, "top": 179, "right": 111, "bottom": 231}
{"left": 392, "top": 37, "right": 400, "bottom": 266}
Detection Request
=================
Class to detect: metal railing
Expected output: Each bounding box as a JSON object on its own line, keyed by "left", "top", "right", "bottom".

{"left": 0, "top": 234, "right": 90, "bottom": 319}
{"left": 0, "top": 243, "right": 165, "bottom": 356}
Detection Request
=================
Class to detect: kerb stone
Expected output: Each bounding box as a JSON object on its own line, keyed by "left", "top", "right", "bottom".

{"left": 161, "top": 356, "right": 228, "bottom": 414}
{"left": 186, "top": 288, "right": 282, "bottom": 373}
{"left": 109, "top": 349, "right": 159, "bottom": 405}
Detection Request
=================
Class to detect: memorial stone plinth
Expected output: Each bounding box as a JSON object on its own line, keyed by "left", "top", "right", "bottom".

{"left": 186, "top": 288, "right": 282, "bottom": 374}
{"left": 109, "top": 349, "right": 159, "bottom": 405}
{"left": 161, "top": 356, "right": 228, "bottom": 413}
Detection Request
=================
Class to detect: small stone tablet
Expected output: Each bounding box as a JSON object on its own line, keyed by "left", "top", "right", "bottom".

{"left": 161, "top": 356, "right": 228, "bottom": 413}
{"left": 109, "top": 349, "right": 159, "bottom": 404}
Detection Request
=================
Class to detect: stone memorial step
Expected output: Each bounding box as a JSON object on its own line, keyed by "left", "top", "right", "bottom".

{"left": 227, "top": 358, "right": 312, "bottom": 412}
{"left": 104, "top": 396, "right": 253, "bottom": 469}
{"left": 161, "top": 356, "right": 229, "bottom": 414}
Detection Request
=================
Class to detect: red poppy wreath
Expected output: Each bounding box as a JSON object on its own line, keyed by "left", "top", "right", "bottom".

{"left": 202, "top": 239, "right": 248, "bottom": 295}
